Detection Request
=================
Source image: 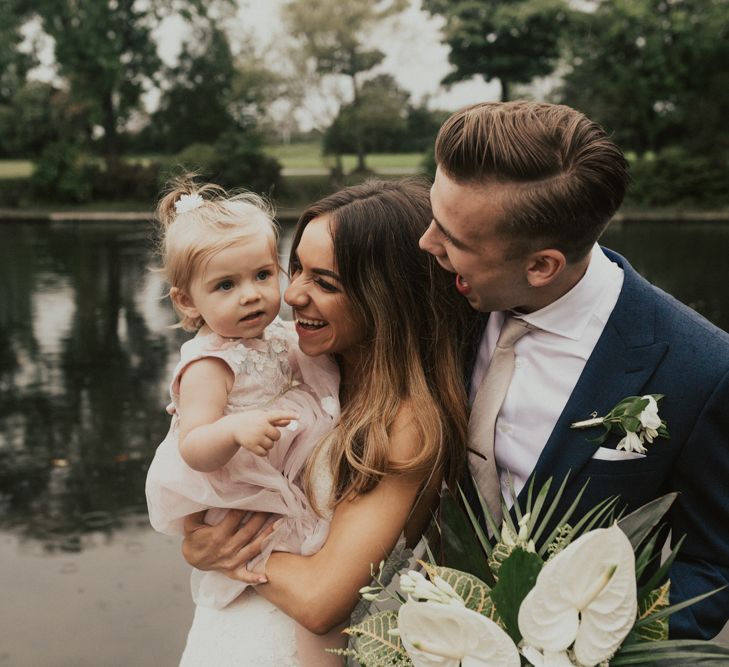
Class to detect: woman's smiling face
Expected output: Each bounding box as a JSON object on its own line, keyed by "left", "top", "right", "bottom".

{"left": 284, "top": 216, "right": 364, "bottom": 364}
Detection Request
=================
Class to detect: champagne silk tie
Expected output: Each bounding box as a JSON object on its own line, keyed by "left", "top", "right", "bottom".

{"left": 468, "top": 316, "right": 534, "bottom": 525}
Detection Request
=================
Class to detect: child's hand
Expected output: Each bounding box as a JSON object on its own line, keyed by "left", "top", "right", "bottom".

{"left": 231, "top": 409, "right": 300, "bottom": 456}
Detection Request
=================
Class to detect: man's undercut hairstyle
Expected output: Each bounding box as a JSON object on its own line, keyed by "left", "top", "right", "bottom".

{"left": 435, "top": 101, "right": 630, "bottom": 262}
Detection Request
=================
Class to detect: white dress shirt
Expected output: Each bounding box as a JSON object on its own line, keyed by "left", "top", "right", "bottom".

{"left": 469, "top": 245, "right": 625, "bottom": 501}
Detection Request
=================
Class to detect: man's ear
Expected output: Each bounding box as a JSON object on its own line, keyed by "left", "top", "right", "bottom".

{"left": 525, "top": 249, "right": 567, "bottom": 288}
{"left": 170, "top": 286, "right": 199, "bottom": 319}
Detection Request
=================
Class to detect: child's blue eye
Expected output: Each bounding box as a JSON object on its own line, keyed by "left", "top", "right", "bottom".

{"left": 256, "top": 270, "right": 271, "bottom": 281}
{"left": 218, "top": 280, "right": 234, "bottom": 291}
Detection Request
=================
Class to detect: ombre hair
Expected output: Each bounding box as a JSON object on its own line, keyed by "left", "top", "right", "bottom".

{"left": 435, "top": 101, "right": 630, "bottom": 262}
{"left": 290, "top": 179, "right": 473, "bottom": 506}
{"left": 156, "top": 176, "right": 279, "bottom": 331}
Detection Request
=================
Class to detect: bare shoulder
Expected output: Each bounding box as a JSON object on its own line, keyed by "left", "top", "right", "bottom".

{"left": 179, "top": 356, "right": 234, "bottom": 393}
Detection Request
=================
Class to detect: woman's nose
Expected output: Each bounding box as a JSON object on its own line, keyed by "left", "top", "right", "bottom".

{"left": 284, "top": 276, "right": 307, "bottom": 307}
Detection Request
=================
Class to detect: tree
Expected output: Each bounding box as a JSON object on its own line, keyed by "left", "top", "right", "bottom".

{"left": 323, "top": 74, "right": 409, "bottom": 155}
{"left": 282, "top": 0, "right": 407, "bottom": 173}
{"left": 559, "top": 0, "right": 729, "bottom": 156}
{"left": 28, "top": 0, "right": 234, "bottom": 165}
{"left": 28, "top": 0, "right": 162, "bottom": 165}
{"left": 423, "top": 0, "right": 571, "bottom": 101}
{"left": 151, "top": 25, "right": 238, "bottom": 152}
{"left": 0, "top": 0, "right": 33, "bottom": 106}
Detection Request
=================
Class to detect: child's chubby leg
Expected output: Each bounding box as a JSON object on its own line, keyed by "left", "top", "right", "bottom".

{"left": 294, "top": 620, "right": 348, "bottom": 666}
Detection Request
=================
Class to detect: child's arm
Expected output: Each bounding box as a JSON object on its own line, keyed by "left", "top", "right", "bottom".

{"left": 177, "top": 358, "right": 299, "bottom": 472}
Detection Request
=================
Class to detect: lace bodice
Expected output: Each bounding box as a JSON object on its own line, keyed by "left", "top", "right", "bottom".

{"left": 170, "top": 318, "right": 298, "bottom": 413}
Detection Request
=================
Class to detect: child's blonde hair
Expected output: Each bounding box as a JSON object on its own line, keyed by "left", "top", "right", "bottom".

{"left": 156, "top": 176, "right": 279, "bottom": 332}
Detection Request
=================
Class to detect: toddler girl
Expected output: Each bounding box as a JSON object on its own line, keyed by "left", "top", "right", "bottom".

{"left": 145, "top": 180, "right": 341, "bottom": 664}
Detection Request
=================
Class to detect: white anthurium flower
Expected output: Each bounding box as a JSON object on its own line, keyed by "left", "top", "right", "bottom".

{"left": 518, "top": 524, "right": 637, "bottom": 667}
{"left": 638, "top": 395, "right": 662, "bottom": 430}
{"left": 521, "top": 646, "right": 575, "bottom": 667}
{"left": 398, "top": 600, "right": 521, "bottom": 667}
{"left": 617, "top": 430, "right": 646, "bottom": 454}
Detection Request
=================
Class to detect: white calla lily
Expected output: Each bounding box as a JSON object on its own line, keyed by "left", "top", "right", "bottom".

{"left": 398, "top": 599, "right": 520, "bottom": 667}
{"left": 518, "top": 523, "right": 637, "bottom": 667}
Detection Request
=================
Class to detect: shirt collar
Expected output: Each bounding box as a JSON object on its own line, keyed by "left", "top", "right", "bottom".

{"left": 515, "top": 245, "right": 622, "bottom": 341}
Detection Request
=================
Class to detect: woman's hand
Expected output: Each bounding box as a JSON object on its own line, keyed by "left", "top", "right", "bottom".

{"left": 181, "top": 509, "right": 275, "bottom": 584}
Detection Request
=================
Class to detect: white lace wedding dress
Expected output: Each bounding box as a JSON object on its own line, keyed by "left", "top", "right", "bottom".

{"left": 178, "top": 442, "right": 422, "bottom": 667}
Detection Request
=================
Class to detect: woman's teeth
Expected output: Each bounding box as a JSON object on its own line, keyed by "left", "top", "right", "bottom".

{"left": 297, "top": 317, "right": 326, "bottom": 329}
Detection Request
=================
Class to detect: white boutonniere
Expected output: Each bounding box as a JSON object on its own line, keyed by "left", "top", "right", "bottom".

{"left": 570, "top": 394, "right": 670, "bottom": 453}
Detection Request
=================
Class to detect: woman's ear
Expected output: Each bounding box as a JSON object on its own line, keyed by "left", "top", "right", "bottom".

{"left": 524, "top": 249, "right": 567, "bottom": 288}
{"left": 170, "top": 286, "right": 199, "bottom": 319}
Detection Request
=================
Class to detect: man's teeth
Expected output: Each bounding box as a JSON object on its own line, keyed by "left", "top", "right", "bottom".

{"left": 298, "top": 317, "right": 326, "bottom": 327}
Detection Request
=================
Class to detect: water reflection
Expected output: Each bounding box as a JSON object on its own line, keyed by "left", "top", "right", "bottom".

{"left": 0, "top": 222, "right": 182, "bottom": 549}
{"left": 0, "top": 221, "right": 728, "bottom": 552}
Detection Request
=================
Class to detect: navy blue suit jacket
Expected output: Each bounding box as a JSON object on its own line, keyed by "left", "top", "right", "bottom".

{"left": 466, "top": 247, "right": 729, "bottom": 639}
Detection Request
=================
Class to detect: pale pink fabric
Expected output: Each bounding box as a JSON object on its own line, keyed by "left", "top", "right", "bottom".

{"left": 145, "top": 318, "right": 340, "bottom": 610}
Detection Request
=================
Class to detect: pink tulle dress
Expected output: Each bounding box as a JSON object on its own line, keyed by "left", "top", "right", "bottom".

{"left": 145, "top": 317, "right": 340, "bottom": 610}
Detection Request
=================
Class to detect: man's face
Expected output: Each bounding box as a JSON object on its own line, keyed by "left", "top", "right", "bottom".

{"left": 419, "top": 167, "right": 532, "bottom": 313}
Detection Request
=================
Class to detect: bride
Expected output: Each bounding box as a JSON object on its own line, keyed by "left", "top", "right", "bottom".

{"left": 178, "top": 179, "right": 474, "bottom": 665}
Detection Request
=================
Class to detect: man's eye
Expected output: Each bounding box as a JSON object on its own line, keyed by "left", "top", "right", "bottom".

{"left": 218, "top": 280, "right": 234, "bottom": 291}
{"left": 256, "top": 270, "right": 271, "bottom": 281}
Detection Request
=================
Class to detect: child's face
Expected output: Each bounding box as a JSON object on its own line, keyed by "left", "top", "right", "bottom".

{"left": 184, "top": 236, "right": 280, "bottom": 339}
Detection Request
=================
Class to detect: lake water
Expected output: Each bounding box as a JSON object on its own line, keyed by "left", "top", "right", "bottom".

{"left": 1, "top": 220, "right": 728, "bottom": 665}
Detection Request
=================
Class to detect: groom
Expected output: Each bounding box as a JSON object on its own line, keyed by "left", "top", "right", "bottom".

{"left": 419, "top": 101, "right": 729, "bottom": 640}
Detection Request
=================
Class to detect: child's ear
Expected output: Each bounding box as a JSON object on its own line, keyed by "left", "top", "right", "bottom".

{"left": 170, "top": 286, "right": 199, "bottom": 319}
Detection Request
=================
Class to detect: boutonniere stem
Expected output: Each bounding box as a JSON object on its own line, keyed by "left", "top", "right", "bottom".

{"left": 570, "top": 394, "right": 670, "bottom": 453}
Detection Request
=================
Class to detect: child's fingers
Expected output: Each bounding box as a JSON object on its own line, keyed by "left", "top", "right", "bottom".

{"left": 265, "top": 410, "right": 300, "bottom": 426}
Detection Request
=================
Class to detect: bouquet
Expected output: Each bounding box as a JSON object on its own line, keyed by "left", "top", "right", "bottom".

{"left": 336, "top": 477, "right": 729, "bottom": 666}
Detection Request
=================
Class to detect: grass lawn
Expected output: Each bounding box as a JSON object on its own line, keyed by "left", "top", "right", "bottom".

{"left": 264, "top": 142, "right": 426, "bottom": 172}
{"left": 0, "top": 160, "right": 33, "bottom": 179}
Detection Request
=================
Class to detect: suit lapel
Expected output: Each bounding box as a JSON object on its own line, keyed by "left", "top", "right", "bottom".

{"left": 524, "top": 249, "right": 669, "bottom": 497}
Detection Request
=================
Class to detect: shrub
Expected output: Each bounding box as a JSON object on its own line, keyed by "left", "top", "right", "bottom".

{"left": 30, "top": 142, "right": 93, "bottom": 203}
{"left": 627, "top": 148, "right": 729, "bottom": 209}
{"left": 170, "top": 143, "right": 217, "bottom": 173}
{"left": 208, "top": 130, "right": 282, "bottom": 195}
{"left": 89, "top": 160, "right": 163, "bottom": 202}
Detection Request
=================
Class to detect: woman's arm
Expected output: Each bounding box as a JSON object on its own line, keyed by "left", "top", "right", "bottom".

{"left": 178, "top": 358, "right": 298, "bottom": 469}
{"left": 258, "top": 405, "right": 438, "bottom": 634}
{"left": 182, "top": 404, "right": 440, "bottom": 632}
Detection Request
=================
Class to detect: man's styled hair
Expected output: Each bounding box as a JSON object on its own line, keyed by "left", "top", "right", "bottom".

{"left": 435, "top": 101, "right": 630, "bottom": 262}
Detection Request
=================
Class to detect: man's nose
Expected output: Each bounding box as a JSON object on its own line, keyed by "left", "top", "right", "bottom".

{"left": 419, "top": 221, "right": 440, "bottom": 254}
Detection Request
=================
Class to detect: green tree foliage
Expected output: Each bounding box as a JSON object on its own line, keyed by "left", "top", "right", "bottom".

{"left": 323, "top": 74, "right": 408, "bottom": 155}
{"left": 560, "top": 0, "right": 729, "bottom": 157}
{"left": 323, "top": 74, "right": 448, "bottom": 155}
{"left": 150, "top": 25, "right": 238, "bottom": 152}
{"left": 28, "top": 0, "right": 162, "bottom": 164}
{"left": 423, "top": 0, "right": 571, "bottom": 101}
{"left": 283, "top": 0, "right": 407, "bottom": 172}
{"left": 0, "top": 0, "right": 34, "bottom": 105}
